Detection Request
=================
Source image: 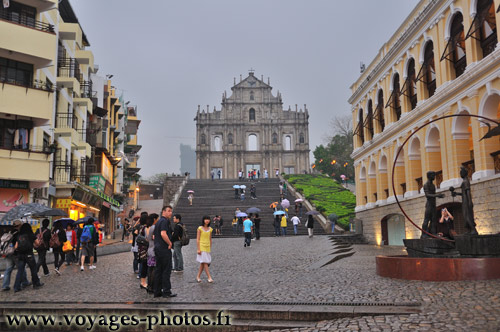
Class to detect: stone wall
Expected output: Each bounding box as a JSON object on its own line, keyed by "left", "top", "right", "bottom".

{"left": 356, "top": 175, "right": 500, "bottom": 244}
{"left": 162, "top": 175, "right": 188, "bottom": 208}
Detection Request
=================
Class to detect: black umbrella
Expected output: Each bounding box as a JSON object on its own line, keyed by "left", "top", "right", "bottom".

{"left": 246, "top": 207, "right": 261, "bottom": 214}
{"left": 53, "top": 218, "right": 75, "bottom": 229}
{"left": 75, "top": 216, "right": 98, "bottom": 225}
{"left": 0, "top": 203, "right": 51, "bottom": 223}
{"left": 328, "top": 213, "right": 338, "bottom": 221}
{"left": 305, "top": 210, "right": 320, "bottom": 215}
{"left": 35, "top": 208, "right": 68, "bottom": 217}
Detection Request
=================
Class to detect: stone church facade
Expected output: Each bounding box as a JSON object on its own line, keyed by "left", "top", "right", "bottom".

{"left": 195, "top": 72, "right": 310, "bottom": 179}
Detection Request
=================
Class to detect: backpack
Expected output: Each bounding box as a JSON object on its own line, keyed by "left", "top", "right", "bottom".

{"left": 180, "top": 223, "right": 190, "bottom": 246}
{"left": 80, "top": 226, "right": 92, "bottom": 243}
{"left": 0, "top": 232, "right": 15, "bottom": 257}
{"left": 16, "top": 233, "right": 32, "bottom": 253}
{"left": 91, "top": 227, "right": 99, "bottom": 245}
{"left": 33, "top": 229, "right": 47, "bottom": 250}
{"left": 49, "top": 230, "right": 61, "bottom": 248}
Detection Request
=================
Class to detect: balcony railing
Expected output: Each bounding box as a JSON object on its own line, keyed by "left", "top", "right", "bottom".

{"left": 0, "top": 144, "right": 53, "bottom": 154}
{"left": 0, "top": 77, "right": 54, "bottom": 92}
{"left": 0, "top": 9, "right": 54, "bottom": 33}
{"left": 57, "top": 58, "right": 81, "bottom": 81}
{"left": 80, "top": 80, "right": 93, "bottom": 98}
{"left": 55, "top": 113, "right": 78, "bottom": 130}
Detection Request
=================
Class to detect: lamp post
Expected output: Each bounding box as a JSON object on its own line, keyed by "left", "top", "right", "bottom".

{"left": 135, "top": 186, "right": 140, "bottom": 210}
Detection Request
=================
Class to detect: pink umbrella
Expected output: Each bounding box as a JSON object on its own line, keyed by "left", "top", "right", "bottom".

{"left": 187, "top": 190, "right": 194, "bottom": 193}
{"left": 294, "top": 199, "right": 303, "bottom": 203}
{"left": 281, "top": 199, "right": 290, "bottom": 209}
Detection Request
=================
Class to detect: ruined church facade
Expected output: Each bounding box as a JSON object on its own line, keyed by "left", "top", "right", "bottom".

{"left": 195, "top": 72, "right": 310, "bottom": 179}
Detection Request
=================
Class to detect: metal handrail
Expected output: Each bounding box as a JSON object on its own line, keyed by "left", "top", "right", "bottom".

{"left": 0, "top": 78, "right": 54, "bottom": 92}
{"left": 0, "top": 10, "right": 54, "bottom": 33}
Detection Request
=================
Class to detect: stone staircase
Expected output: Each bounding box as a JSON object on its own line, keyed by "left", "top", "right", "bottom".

{"left": 173, "top": 178, "right": 325, "bottom": 238}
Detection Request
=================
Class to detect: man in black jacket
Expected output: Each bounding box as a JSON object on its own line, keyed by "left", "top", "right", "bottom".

{"left": 171, "top": 214, "right": 184, "bottom": 272}
{"left": 153, "top": 206, "right": 176, "bottom": 298}
{"left": 35, "top": 219, "right": 51, "bottom": 276}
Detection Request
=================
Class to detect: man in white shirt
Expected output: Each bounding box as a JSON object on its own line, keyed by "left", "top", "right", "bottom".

{"left": 291, "top": 215, "right": 301, "bottom": 235}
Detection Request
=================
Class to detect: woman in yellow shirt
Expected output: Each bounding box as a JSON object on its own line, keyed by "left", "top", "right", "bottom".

{"left": 196, "top": 216, "right": 213, "bottom": 283}
{"left": 281, "top": 215, "right": 288, "bottom": 236}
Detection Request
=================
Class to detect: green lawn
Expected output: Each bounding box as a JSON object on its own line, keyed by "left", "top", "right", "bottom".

{"left": 284, "top": 174, "right": 356, "bottom": 229}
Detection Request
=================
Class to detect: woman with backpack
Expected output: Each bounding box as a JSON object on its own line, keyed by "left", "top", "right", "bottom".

{"left": 51, "top": 221, "right": 67, "bottom": 275}
{"left": 13, "top": 222, "right": 43, "bottom": 292}
{"left": 34, "top": 219, "right": 51, "bottom": 276}
{"left": 2, "top": 220, "right": 28, "bottom": 291}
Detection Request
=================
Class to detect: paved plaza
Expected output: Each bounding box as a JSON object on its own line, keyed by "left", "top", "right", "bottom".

{"left": 1, "top": 235, "right": 499, "bottom": 331}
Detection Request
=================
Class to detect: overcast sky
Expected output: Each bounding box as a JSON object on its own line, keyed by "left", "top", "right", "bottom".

{"left": 70, "top": 0, "right": 419, "bottom": 178}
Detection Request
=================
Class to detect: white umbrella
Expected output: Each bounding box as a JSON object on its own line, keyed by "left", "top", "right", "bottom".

{"left": 240, "top": 185, "right": 246, "bottom": 189}
{"left": 294, "top": 199, "right": 303, "bottom": 203}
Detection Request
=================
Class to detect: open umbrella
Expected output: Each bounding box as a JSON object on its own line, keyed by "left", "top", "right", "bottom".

{"left": 232, "top": 185, "right": 240, "bottom": 189}
{"left": 294, "top": 199, "right": 303, "bottom": 203}
{"left": 53, "top": 218, "right": 75, "bottom": 229}
{"left": 0, "top": 203, "right": 51, "bottom": 223}
{"left": 187, "top": 190, "right": 195, "bottom": 193}
{"left": 35, "top": 208, "right": 68, "bottom": 217}
{"left": 281, "top": 199, "right": 290, "bottom": 209}
{"left": 305, "top": 210, "right": 320, "bottom": 215}
{"left": 236, "top": 212, "right": 248, "bottom": 218}
{"left": 328, "top": 213, "right": 338, "bottom": 221}
{"left": 246, "top": 207, "right": 261, "bottom": 214}
{"left": 240, "top": 185, "right": 246, "bottom": 189}
{"left": 273, "top": 210, "right": 286, "bottom": 216}
{"left": 269, "top": 202, "right": 279, "bottom": 209}
{"left": 75, "top": 216, "right": 98, "bottom": 225}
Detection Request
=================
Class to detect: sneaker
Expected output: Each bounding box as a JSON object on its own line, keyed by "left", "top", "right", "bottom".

{"left": 44, "top": 273, "right": 50, "bottom": 277}
{"left": 80, "top": 266, "right": 84, "bottom": 271}
{"left": 21, "top": 282, "right": 32, "bottom": 289}
{"left": 2, "top": 287, "right": 10, "bottom": 291}
{"left": 244, "top": 243, "right": 247, "bottom": 247}
{"left": 54, "top": 268, "right": 61, "bottom": 276}
{"left": 89, "top": 265, "right": 96, "bottom": 270}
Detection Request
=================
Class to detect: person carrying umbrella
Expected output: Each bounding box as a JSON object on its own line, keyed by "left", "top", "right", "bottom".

{"left": 34, "top": 219, "right": 51, "bottom": 276}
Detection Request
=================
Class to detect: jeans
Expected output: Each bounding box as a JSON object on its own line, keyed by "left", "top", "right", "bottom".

{"left": 293, "top": 224, "right": 298, "bottom": 235}
{"left": 274, "top": 225, "right": 281, "bottom": 236}
{"left": 65, "top": 250, "right": 75, "bottom": 264}
{"left": 237, "top": 223, "right": 243, "bottom": 235}
{"left": 331, "top": 222, "right": 336, "bottom": 233}
{"left": 2, "top": 256, "right": 15, "bottom": 289}
{"left": 244, "top": 232, "right": 252, "bottom": 246}
{"left": 254, "top": 226, "right": 260, "bottom": 240}
{"left": 172, "top": 241, "right": 183, "bottom": 271}
{"left": 133, "top": 252, "right": 139, "bottom": 272}
{"left": 36, "top": 249, "right": 49, "bottom": 275}
{"left": 14, "top": 254, "right": 40, "bottom": 291}
{"left": 154, "top": 249, "right": 172, "bottom": 296}
{"left": 53, "top": 251, "right": 65, "bottom": 269}
{"left": 281, "top": 227, "right": 287, "bottom": 236}
{"left": 75, "top": 240, "right": 81, "bottom": 262}
{"left": 232, "top": 224, "right": 237, "bottom": 234}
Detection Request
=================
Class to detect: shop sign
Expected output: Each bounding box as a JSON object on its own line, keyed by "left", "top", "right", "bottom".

{"left": 101, "top": 153, "right": 113, "bottom": 183}
{"left": 0, "top": 188, "right": 29, "bottom": 212}
{"left": 104, "top": 180, "right": 113, "bottom": 197}
{"left": 89, "top": 174, "right": 106, "bottom": 192}
{"left": 0, "top": 180, "right": 29, "bottom": 189}
{"left": 55, "top": 198, "right": 71, "bottom": 209}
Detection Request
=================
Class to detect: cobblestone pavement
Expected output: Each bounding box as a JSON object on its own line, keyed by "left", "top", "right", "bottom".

{"left": 1, "top": 235, "right": 499, "bottom": 331}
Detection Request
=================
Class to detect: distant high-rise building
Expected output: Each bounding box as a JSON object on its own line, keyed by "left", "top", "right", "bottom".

{"left": 180, "top": 144, "right": 196, "bottom": 177}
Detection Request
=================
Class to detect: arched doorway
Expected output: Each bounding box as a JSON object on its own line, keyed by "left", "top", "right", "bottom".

{"left": 381, "top": 214, "right": 406, "bottom": 246}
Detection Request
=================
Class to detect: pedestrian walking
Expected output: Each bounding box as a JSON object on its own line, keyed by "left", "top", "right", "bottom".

{"left": 306, "top": 215, "right": 314, "bottom": 238}
{"left": 264, "top": 168, "right": 269, "bottom": 181}
{"left": 211, "top": 170, "right": 215, "bottom": 181}
{"left": 217, "top": 169, "right": 221, "bottom": 179}
{"left": 243, "top": 216, "right": 253, "bottom": 247}
{"left": 121, "top": 218, "right": 130, "bottom": 242}
{"left": 253, "top": 214, "right": 261, "bottom": 240}
{"left": 188, "top": 193, "right": 194, "bottom": 206}
{"left": 274, "top": 215, "right": 281, "bottom": 236}
{"left": 280, "top": 215, "right": 288, "bottom": 236}
{"left": 275, "top": 169, "right": 279, "bottom": 177}
{"left": 13, "top": 222, "right": 44, "bottom": 292}
{"left": 35, "top": 218, "right": 51, "bottom": 276}
{"left": 213, "top": 215, "right": 220, "bottom": 235}
{"left": 291, "top": 215, "right": 301, "bottom": 235}
{"left": 218, "top": 216, "right": 224, "bottom": 235}
{"left": 137, "top": 217, "right": 149, "bottom": 290}
{"left": 172, "top": 214, "right": 184, "bottom": 272}
{"left": 145, "top": 213, "right": 159, "bottom": 294}
{"left": 196, "top": 216, "right": 213, "bottom": 283}
{"left": 79, "top": 218, "right": 97, "bottom": 271}
{"left": 51, "top": 221, "right": 67, "bottom": 275}
{"left": 238, "top": 169, "right": 243, "bottom": 181}
{"left": 250, "top": 184, "right": 257, "bottom": 199}
{"left": 257, "top": 169, "right": 260, "bottom": 180}
{"left": 237, "top": 217, "right": 243, "bottom": 235}
{"left": 2, "top": 220, "right": 28, "bottom": 292}
{"left": 64, "top": 224, "right": 77, "bottom": 265}
{"left": 232, "top": 216, "right": 238, "bottom": 234}
{"left": 75, "top": 223, "right": 82, "bottom": 263}
{"left": 153, "top": 206, "right": 176, "bottom": 298}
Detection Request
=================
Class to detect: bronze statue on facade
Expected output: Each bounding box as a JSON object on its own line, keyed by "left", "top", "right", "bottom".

{"left": 449, "top": 166, "right": 478, "bottom": 235}
{"left": 421, "top": 171, "right": 445, "bottom": 238}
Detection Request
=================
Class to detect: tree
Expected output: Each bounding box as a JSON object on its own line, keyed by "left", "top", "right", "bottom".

{"left": 313, "top": 115, "right": 354, "bottom": 182}
{"left": 147, "top": 173, "right": 167, "bottom": 184}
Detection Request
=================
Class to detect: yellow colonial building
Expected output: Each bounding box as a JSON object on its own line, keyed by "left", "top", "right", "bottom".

{"left": 0, "top": 0, "right": 58, "bottom": 213}
{"left": 350, "top": 0, "right": 500, "bottom": 245}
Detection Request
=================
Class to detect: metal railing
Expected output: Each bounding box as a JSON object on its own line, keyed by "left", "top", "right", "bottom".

{"left": 57, "top": 58, "right": 81, "bottom": 81}
{"left": 80, "top": 80, "right": 93, "bottom": 98}
{"left": 0, "top": 144, "right": 52, "bottom": 154}
{"left": 0, "top": 77, "right": 54, "bottom": 92}
{"left": 0, "top": 10, "right": 54, "bottom": 33}
{"left": 55, "top": 113, "right": 78, "bottom": 130}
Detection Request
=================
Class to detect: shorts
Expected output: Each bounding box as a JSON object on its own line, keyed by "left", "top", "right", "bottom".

{"left": 81, "top": 242, "right": 95, "bottom": 258}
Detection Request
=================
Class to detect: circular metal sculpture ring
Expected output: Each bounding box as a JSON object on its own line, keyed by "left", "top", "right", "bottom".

{"left": 391, "top": 113, "right": 500, "bottom": 242}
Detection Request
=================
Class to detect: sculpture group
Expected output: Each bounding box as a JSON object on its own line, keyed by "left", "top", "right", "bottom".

{"left": 421, "top": 166, "right": 478, "bottom": 239}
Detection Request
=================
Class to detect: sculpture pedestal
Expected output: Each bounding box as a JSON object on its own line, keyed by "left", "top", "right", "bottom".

{"left": 403, "top": 238, "right": 459, "bottom": 258}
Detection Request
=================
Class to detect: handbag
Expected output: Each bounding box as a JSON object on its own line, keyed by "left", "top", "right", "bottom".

{"left": 136, "top": 234, "right": 149, "bottom": 247}
{"left": 62, "top": 241, "right": 73, "bottom": 252}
